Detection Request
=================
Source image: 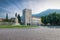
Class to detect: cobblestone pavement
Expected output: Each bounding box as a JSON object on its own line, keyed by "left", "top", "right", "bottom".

{"left": 0, "top": 26, "right": 60, "bottom": 40}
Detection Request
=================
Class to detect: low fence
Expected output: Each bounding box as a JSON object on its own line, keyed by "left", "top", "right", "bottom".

{"left": 31, "top": 22, "right": 42, "bottom": 26}
{"left": 0, "top": 22, "right": 14, "bottom": 25}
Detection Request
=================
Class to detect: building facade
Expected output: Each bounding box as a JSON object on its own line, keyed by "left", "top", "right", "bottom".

{"left": 23, "top": 9, "right": 32, "bottom": 25}
{"left": 31, "top": 16, "right": 42, "bottom": 26}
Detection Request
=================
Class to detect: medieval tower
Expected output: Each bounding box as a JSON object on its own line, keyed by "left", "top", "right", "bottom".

{"left": 23, "top": 9, "right": 32, "bottom": 25}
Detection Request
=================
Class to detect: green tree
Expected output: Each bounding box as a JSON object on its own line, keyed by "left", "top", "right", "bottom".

{"left": 41, "top": 12, "right": 60, "bottom": 25}
{"left": 41, "top": 16, "right": 48, "bottom": 25}
{"left": 17, "top": 14, "right": 21, "bottom": 24}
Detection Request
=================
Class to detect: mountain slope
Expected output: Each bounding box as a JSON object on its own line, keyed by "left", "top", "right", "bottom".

{"left": 32, "top": 9, "right": 60, "bottom": 18}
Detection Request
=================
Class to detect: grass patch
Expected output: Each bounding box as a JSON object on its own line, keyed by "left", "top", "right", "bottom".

{"left": 0, "top": 25, "right": 37, "bottom": 28}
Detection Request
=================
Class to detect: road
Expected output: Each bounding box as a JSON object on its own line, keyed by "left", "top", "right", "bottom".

{"left": 0, "top": 26, "right": 60, "bottom": 40}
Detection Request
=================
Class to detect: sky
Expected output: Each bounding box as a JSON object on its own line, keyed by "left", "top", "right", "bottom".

{"left": 0, "top": 0, "right": 60, "bottom": 18}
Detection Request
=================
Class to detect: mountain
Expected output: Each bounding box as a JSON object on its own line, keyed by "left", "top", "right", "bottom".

{"left": 32, "top": 9, "right": 60, "bottom": 18}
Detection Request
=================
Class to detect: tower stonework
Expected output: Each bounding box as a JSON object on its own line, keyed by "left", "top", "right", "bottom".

{"left": 23, "top": 9, "right": 32, "bottom": 25}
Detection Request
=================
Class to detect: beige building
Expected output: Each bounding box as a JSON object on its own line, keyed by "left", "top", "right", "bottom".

{"left": 0, "top": 18, "right": 4, "bottom": 22}
{"left": 23, "top": 9, "right": 32, "bottom": 25}
{"left": 32, "top": 16, "right": 42, "bottom": 26}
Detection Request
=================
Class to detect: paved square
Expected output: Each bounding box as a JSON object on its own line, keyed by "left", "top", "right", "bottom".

{"left": 0, "top": 26, "right": 60, "bottom": 40}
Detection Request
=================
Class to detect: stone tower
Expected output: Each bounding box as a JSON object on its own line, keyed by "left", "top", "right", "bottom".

{"left": 23, "top": 9, "right": 32, "bottom": 25}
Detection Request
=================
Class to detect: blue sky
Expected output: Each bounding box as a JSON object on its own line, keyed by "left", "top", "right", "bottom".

{"left": 0, "top": 0, "right": 60, "bottom": 18}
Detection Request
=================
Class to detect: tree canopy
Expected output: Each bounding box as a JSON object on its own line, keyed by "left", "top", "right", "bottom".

{"left": 41, "top": 12, "right": 60, "bottom": 25}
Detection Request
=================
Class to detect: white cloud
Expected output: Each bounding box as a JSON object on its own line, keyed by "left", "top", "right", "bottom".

{"left": 23, "top": 0, "right": 60, "bottom": 14}
{"left": 1, "top": 0, "right": 60, "bottom": 18}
